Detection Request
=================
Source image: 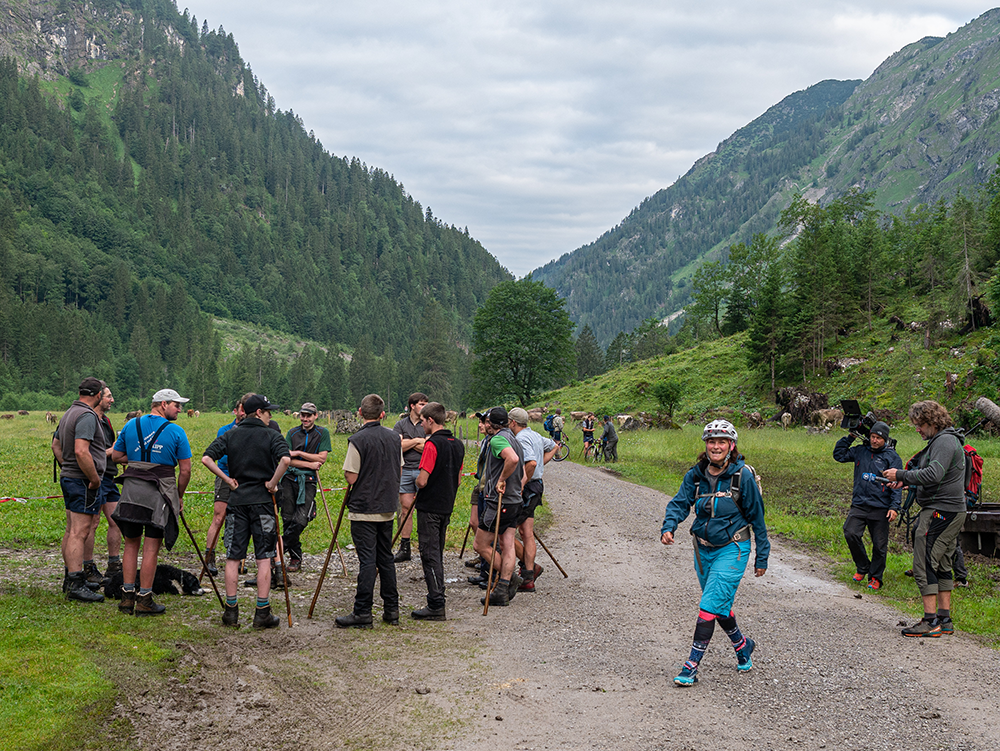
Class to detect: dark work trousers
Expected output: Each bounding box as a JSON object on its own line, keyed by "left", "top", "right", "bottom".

{"left": 954, "top": 541, "right": 968, "bottom": 582}
{"left": 279, "top": 476, "right": 317, "bottom": 562}
{"left": 350, "top": 519, "right": 398, "bottom": 616}
{"left": 843, "top": 506, "right": 890, "bottom": 582}
{"left": 417, "top": 511, "right": 451, "bottom": 610}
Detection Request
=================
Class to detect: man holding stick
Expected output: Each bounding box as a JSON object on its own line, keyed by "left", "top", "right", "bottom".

{"left": 472, "top": 406, "right": 525, "bottom": 607}
{"left": 202, "top": 394, "right": 290, "bottom": 629}
{"left": 337, "top": 394, "right": 403, "bottom": 629}
{"left": 508, "top": 407, "right": 557, "bottom": 592}
{"left": 412, "top": 402, "right": 465, "bottom": 620}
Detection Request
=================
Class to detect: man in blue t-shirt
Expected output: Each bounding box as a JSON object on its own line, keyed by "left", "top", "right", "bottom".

{"left": 111, "top": 388, "right": 193, "bottom": 616}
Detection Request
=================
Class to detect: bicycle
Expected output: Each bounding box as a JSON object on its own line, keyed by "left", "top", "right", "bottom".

{"left": 582, "top": 438, "right": 597, "bottom": 462}
{"left": 551, "top": 436, "right": 570, "bottom": 462}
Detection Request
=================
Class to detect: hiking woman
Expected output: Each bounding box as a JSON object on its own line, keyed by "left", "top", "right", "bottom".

{"left": 660, "top": 419, "right": 769, "bottom": 686}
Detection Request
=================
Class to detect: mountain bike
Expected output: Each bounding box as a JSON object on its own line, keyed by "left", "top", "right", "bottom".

{"left": 551, "top": 436, "right": 570, "bottom": 462}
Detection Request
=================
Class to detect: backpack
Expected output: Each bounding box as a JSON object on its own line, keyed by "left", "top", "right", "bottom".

{"left": 694, "top": 463, "right": 763, "bottom": 522}
{"left": 964, "top": 444, "right": 984, "bottom": 509}
{"left": 543, "top": 414, "right": 554, "bottom": 433}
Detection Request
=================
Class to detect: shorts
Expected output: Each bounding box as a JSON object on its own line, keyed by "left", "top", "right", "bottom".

{"left": 61, "top": 477, "right": 101, "bottom": 515}
{"left": 117, "top": 519, "right": 164, "bottom": 540}
{"left": 226, "top": 503, "right": 278, "bottom": 561}
{"left": 552, "top": 430, "right": 562, "bottom": 441}
{"left": 213, "top": 475, "right": 231, "bottom": 504}
{"left": 399, "top": 467, "right": 420, "bottom": 495}
{"left": 98, "top": 474, "right": 120, "bottom": 507}
{"left": 694, "top": 539, "right": 751, "bottom": 616}
{"left": 517, "top": 479, "right": 544, "bottom": 525}
{"left": 482, "top": 501, "right": 518, "bottom": 534}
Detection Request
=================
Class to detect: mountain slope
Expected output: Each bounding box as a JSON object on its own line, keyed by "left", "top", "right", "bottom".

{"left": 534, "top": 9, "right": 1000, "bottom": 346}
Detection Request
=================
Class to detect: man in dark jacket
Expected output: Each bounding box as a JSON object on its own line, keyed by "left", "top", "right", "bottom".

{"left": 337, "top": 393, "right": 403, "bottom": 629}
{"left": 202, "top": 394, "right": 290, "bottom": 629}
{"left": 834, "top": 421, "right": 902, "bottom": 590}
{"left": 411, "top": 402, "right": 465, "bottom": 621}
{"left": 884, "top": 400, "right": 967, "bottom": 637}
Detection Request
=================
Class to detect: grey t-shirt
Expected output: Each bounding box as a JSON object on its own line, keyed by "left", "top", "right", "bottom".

{"left": 393, "top": 415, "right": 425, "bottom": 470}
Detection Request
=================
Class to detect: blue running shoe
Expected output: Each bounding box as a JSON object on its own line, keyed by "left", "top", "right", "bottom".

{"left": 674, "top": 662, "right": 698, "bottom": 686}
{"left": 736, "top": 638, "right": 755, "bottom": 672}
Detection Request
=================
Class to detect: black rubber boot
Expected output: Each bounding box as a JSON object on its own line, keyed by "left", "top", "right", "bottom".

{"left": 335, "top": 612, "right": 374, "bottom": 629}
{"left": 83, "top": 561, "right": 104, "bottom": 590}
{"left": 119, "top": 589, "right": 135, "bottom": 615}
{"left": 67, "top": 572, "right": 104, "bottom": 603}
{"left": 252, "top": 605, "right": 280, "bottom": 629}
{"left": 134, "top": 592, "right": 166, "bottom": 616}
{"left": 222, "top": 603, "right": 239, "bottom": 627}
{"left": 393, "top": 538, "right": 411, "bottom": 563}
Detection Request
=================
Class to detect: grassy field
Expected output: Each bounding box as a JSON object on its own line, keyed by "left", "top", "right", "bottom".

{"left": 3, "top": 411, "right": 999, "bottom": 749}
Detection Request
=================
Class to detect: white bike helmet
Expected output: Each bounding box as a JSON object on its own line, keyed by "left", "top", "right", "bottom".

{"left": 702, "top": 419, "right": 738, "bottom": 443}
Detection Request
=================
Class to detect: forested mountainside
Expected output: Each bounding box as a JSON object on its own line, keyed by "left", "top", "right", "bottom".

{"left": 0, "top": 0, "right": 510, "bottom": 410}
{"left": 534, "top": 9, "right": 1000, "bottom": 347}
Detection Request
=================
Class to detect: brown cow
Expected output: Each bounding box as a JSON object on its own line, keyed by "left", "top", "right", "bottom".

{"left": 17, "top": 410, "right": 28, "bottom": 416}
{"left": 45, "top": 411, "right": 57, "bottom": 424}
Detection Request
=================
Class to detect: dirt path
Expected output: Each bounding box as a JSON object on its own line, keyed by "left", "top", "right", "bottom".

{"left": 109, "top": 462, "right": 1000, "bottom": 750}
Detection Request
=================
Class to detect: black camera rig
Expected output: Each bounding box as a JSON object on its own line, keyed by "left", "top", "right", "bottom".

{"left": 839, "top": 399, "right": 896, "bottom": 450}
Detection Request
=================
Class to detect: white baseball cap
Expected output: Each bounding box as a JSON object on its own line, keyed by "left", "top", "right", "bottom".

{"left": 152, "top": 388, "right": 190, "bottom": 404}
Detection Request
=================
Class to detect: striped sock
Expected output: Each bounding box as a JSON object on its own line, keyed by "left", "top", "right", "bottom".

{"left": 226, "top": 595, "right": 237, "bottom": 607}
{"left": 256, "top": 596, "right": 269, "bottom": 609}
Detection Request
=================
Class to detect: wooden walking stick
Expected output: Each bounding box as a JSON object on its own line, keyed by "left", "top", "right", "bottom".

{"left": 391, "top": 499, "right": 416, "bottom": 549}
{"left": 315, "top": 472, "right": 348, "bottom": 577}
{"left": 308, "top": 484, "right": 352, "bottom": 619}
{"left": 178, "top": 507, "right": 225, "bottom": 609}
{"left": 458, "top": 522, "right": 472, "bottom": 559}
{"left": 482, "top": 503, "right": 502, "bottom": 616}
{"left": 270, "top": 491, "right": 293, "bottom": 627}
{"left": 533, "top": 529, "right": 568, "bottom": 578}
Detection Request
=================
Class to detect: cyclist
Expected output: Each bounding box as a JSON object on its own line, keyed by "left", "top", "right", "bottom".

{"left": 581, "top": 413, "right": 596, "bottom": 456}
{"left": 601, "top": 415, "right": 619, "bottom": 462}
{"left": 551, "top": 409, "right": 565, "bottom": 443}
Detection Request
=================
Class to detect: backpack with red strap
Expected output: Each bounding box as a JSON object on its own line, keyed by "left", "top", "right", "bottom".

{"left": 964, "top": 443, "right": 984, "bottom": 510}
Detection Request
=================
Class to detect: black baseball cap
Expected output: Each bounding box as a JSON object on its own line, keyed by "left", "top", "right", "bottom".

{"left": 245, "top": 394, "right": 280, "bottom": 414}
{"left": 486, "top": 406, "right": 508, "bottom": 426}
{"left": 79, "top": 377, "right": 104, "bottom": 396}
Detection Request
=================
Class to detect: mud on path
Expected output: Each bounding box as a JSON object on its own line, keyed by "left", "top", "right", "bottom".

{"left": 62, "top": 463, "right": 1000, "bottom": 748}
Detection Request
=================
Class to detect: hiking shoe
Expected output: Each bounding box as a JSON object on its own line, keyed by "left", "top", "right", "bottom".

{"left": 134, "top": 592, "right": 166, "bottom": 616}
{"left": 119, "top": 590, "right": 135, "bottom": 615}
{"left": 286, "top": 558, "right": 301, "bottom": 573}
{"left": 103, "top": 558, "right": 122, "bottom": 585}
{"left": 393, "top": 539, "right": 412, "bottom": 563}
{"left": 937, "top": 618, "right": 954, "bottom": 634}
{"left": 674, "top": 662, "right": 698, "bottom": 686}
{"left": 867, "top": 579, "right": 881, "bottom": 591}
{"left": 411, "top": 606, "right": 447, "bottom": 621}
{"left": 736, "top": 638, "right": 755, "bottom": 672}
{"left": 518, "top": 578, "right": 536, "bottom": 592}
{"left": 902, "top": 618, "right": 942, "bottom": 637}
{"left": 464, "top": 556, "right": 484, "bottom": 569}
{"left": 481, "top": 588, "right": 509, "bottom": 607}
{"left": 252, "top": 605, "right": 280, "bottom": 629}
{"left": 204, "top": 548, "right": 219, "bottom": 577}
{"left": 383, "top": 609, "right": 400, "bottom": 625}
{"left": 270, "top": 563, "right": 286, "bottom": 590}
{"left": 852, "top": 573, "right": 865, "bottom": 583}
{"left": 83, "top": 562, "right": 104, "bottom": 590}
{"left": 222, "top": 604, "right": 239, "bottom": 627}
{"left": 335, "top": 612, "right": 374, "bottom": 629}
{"left": 67, "top": 572, "right": 104, "bottom": 603}
{"left": 468, "top": 573, "right": 488, "bottom": 585}
{"left": 507, "top": 574, "right": 522, "bottom": 601}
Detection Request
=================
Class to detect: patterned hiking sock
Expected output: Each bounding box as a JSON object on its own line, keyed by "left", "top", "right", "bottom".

{"left": 226, "top": 595, "right": 238, "bottom": 607}
{"left": 256, "top": 596, "right": 269, "bottom": 609}
{"left": 718, "top": 612, "right": 746, "bottom": 651}
{"left": 686, "top": 640, "right": 710, "bottom": 667}
{"left": 688, "top": 611, "right": 718, "bottom": 665}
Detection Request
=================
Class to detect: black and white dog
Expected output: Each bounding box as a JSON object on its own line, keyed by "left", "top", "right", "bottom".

{"left": 104, "top": 564, "right": 203, "bottom": 599}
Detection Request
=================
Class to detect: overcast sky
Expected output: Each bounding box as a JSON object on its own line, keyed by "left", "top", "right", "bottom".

{"left": 185, "top": 1, "right": 992, "bottom": 277}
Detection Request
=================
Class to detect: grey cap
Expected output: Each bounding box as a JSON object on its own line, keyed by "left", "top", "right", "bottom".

{"left": 299, "top": 402, "right": 318, "bottom": 414}
{"left": 152, "top": 388, "right": 190, "bottom": 404}
{"left": 871, "top": 421, "right": 890, "bottom": 440}
{"left": 508, "top": 407, "right": 529, "bottom": 425}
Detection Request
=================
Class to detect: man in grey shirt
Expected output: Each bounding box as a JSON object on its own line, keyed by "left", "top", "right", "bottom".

{"left": 392, "top": 392, "right": 427, "bottom": 562}
{"left": 884, "top": 400, "right": 966, "bottom": 637}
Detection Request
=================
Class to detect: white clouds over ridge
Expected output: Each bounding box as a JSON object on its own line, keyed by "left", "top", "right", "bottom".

{"left": 185, "top": 1, "right": 990, "bottom": 276}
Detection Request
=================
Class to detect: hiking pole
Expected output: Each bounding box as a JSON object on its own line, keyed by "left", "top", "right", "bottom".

{"left": 532, "top": 530, "right": 569, "bottom": 578}
{"left": 309, "top": 484, "right": 352, "bottom": 619}
{"left": 483, "top": 503, "right": 502, "bottom": 616}
{"left": 178, "top": 506, "right": 224, "bottom": 610}
{"left": 458, "top": 522, "right": 472, "bottom": 559}
{"left": 315, "top": 472, "right": 349, "bottom": 577}
{"left": 270, "top": 491, "right": 293, "bottom": 627}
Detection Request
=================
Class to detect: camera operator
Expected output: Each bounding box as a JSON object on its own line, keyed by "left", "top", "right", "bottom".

{"left": 833, "top": 420, "right": 902, "bottom": 590}
{"left": 883, "top": 400, "right": 966, "bottom": 637}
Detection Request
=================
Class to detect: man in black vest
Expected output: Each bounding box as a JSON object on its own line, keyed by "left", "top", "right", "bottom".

{"left": 411, "top": 402, "right": 465, "bottom": 621}
{"left": 337, "top": 393, "right": 403, "bottom": 629}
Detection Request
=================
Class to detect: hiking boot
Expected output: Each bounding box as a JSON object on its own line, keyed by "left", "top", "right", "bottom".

{"left": 134, "top": 592, "right": 166, "bottom": 616}
{"left": 468, "top": 571, "right": 489, "bottom": 585}
{"left": 481, "top": 587, "right": 509, "bottom": 607}
{"left": 393, "top": 539, "right": 412, "bottom": 563}
{"left": 411, "top": 606, "right": 446, "bottom": 621}
{"left": 507, "top": 574, "right": 522, "bottom": 601}
{"left": 674, "top": 662, "right": 698, "bottom": 686}
{"left": 252, "top": 605, "right": 280, "bottom": 629}
{"left": 736, "top": 638, "right": 755, "bottom": 672}
{"left": 383, "top": 609, "right": 400, "bottom": 625}
{"left": 83, "top": 561, "right": 104, "bottom": 590}
{"left": 103, "top": 558, "right": 122, "bottom": 583}
{"left": 335, "top": 612, "right": 374, "bottom": 629}
{"left": 66, "top": 572, "right": 104, "bottom": 603}
{"left": 464, "top": 556, "right": 484, "bottom": 569}
{"left": 286, "top": 558, "right": 301, "bottom": 573}
{"left": 852, "top": 573, "right": 865, "bottom": 583}
{"left": 270, "top": 563, "right": 286, "bottom": 589}
{"left": 118, "top": 589, "right": 135, "bottom": 615}
{"left": 222, "top": 603, "right": 239, "bottom": 627}
{"left": 902, "top": 618, "right": 942, "bottom": 637}
{"left": 521, "top": 563, "right": 544, "bottom": 581}
{"left": 518, "top": 578, "right": 536, "bottom": 592}
{"left": 62, "top": 568, "right": 70, "bottom": 594}
{"left": 204, "top": 548, "right": 218, "bottom": 577}
{"left": 867, "top": 579, "right": 881, "bottom": 591}
{"left": 938, "top": 618, "right": 955, "bottom": 634}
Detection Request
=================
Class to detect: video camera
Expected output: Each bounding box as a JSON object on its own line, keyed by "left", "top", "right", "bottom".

{"left": 839, "top": 399, "right": 896, "bottom": 450}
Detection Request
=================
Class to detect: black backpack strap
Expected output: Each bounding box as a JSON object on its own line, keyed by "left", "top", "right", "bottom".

{"left": 136, "top": 416, "right": 171, "bottom": 463}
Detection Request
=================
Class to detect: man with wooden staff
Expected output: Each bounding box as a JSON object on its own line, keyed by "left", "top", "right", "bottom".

{"left": 202, "top": 394, "right": 290, "bottom": 629}
{"left": 336, "top": 393, "right": 403, "bottom": 629}
{"left": 472, "top": 406, "right": 525, "bottom": 608}
{"left": 411, "top": 402, "right": 465, "bottom": 621}
{"left": 508, "top": 407, "right": 557, "bottom": 593}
